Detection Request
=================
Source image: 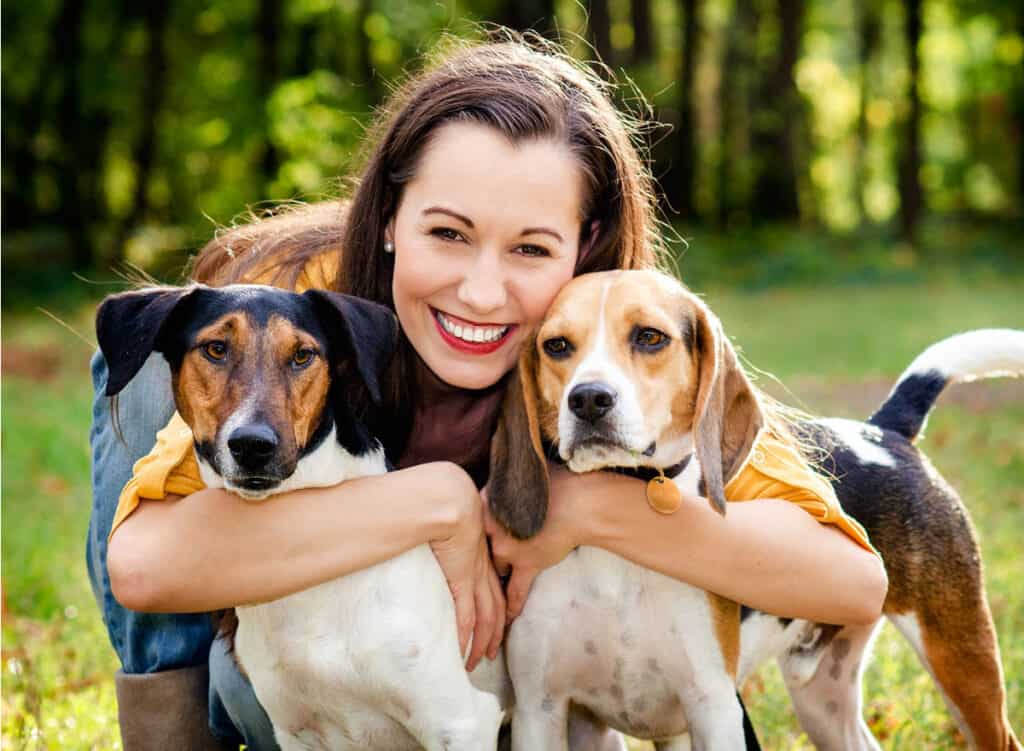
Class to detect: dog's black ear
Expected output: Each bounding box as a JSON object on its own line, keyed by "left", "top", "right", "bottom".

{"left": 488, "top": 342, "right": 550, "bottom": 539}
{"left": 96, "top": 287, "right": 199, "bottom": 396}
{"left": 691, "top": 302, "right": 764, "bottom": 515}
{"left": 304, "top": 290, "right": 398, "bottom": 404}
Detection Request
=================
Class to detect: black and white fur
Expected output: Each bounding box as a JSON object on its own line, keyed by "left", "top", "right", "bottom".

{"left": 97, "top": 284, "right": 509, "bottom": 751}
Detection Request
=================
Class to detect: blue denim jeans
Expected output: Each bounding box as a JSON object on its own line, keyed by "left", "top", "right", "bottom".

{"left": 87, "top": 351, "right": 279, "bottom": 749}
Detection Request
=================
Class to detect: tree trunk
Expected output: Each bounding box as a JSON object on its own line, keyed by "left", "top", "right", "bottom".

{"left": 631, "top": 0, "right": 655, "bottom": 64}
{"left": 675, "top": 0, "right": 701, "bottom": 219}
{"left": 898, "top": 0, "right": 923, "bottom": 242}
{"left": 498, "top": 0, "right": 557, "bottom": 37}
{"left": 588, "top": 0, "right": 614, "bottom": 70}
{"left": 113, "top": 2, "right": 169, "bottom": 262}
{"left": 53, "top": 0, "right": 89, "bottom": 267}
{"left": 855, "top": 0, "right": 880, "bottom": 223}
{"left": 355, "top": 0, "right": 379, "bottom": 101}
{"left": 259, "top": 0, "right": 281, "bottom": 188}
{"left": 718, "top": 0, "right": 760, "bottom": 226}
{"left": 750, "top": 0, "right": 804, "bottom": 222}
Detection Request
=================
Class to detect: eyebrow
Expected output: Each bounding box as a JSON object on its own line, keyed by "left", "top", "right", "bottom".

{"left": 422, "top": 207, "right": 564, "bottom": 244}
{"left": 423, "top": 207, "right": 474, "bottom": 228}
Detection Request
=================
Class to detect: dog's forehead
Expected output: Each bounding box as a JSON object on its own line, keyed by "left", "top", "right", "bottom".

{"left": 543, "top": 270, "right": 691, "bottom": 331}
{"left": 184, "top": 285, "right": 324, "bottom": 339}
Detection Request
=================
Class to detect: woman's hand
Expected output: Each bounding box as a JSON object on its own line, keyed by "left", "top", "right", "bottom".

{"left": 484, "top": 463, "right": 593, "bottom": 623}
{"left": 427, "top": 463, "right": 506, "bottom": 671}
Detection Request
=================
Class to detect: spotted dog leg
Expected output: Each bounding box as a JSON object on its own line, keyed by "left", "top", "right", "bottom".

{"left": 778, "top": 621, "right": 883, "bottom": 751}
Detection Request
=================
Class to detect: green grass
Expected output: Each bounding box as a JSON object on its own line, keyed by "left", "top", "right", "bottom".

{"left": 3, "top": 276, "right": 1022, "bottom": 749}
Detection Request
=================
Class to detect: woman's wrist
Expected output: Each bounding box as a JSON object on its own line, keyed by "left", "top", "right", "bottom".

{"left": 403, "top": 461, "right": 479, "bottom": 541}
{"left": 569, "top": 470, "right": 647, "bottom": 550}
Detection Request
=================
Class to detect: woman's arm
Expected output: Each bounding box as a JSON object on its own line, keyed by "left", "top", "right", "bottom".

{"left": 109, "top": 461, "right": 505, "bottom": 668}
{"left": 488, "top": 466, "right": 887, "bottom": 626}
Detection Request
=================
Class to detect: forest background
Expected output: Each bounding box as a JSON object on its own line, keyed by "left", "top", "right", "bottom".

{"left": 2, "top": 0, "right": 1022, "bottom": 748}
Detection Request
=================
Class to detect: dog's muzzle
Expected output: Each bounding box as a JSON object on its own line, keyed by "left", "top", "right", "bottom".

{"left": 226, "top": 423, "right": 284, "bottom": 492}
{"left": 568, "top": 381, "right": 617, "bottom": 423}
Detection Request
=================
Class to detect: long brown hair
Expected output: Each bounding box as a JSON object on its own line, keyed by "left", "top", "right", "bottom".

{"left": 190, "top": 32, "right": 664, "bottom": 456}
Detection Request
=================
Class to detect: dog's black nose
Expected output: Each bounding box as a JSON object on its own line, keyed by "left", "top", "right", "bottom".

{"left": 228, "top": 424, "right": 279, "bottom": 470}
{"left": 568, "top": 382, "right": 617, "bottom": 423}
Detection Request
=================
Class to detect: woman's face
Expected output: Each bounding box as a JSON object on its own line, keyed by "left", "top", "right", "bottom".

{"left": 389, "top": 121, "right": 585, "bottom": 391}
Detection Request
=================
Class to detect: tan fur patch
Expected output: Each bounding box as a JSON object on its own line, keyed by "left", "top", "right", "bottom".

{"left": 707, "top": 593, "right": 740, "bottom": 680}
{"left": 174, "top": 313, "right": 252, "bottom": 445}
{"left": 173, "top": 312, "right": 330, "bottom": 465}
{"left": 265, "top": 315, "right": 330, "bottom": 450}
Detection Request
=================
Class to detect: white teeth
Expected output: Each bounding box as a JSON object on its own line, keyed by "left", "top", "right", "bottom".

{"left": 436, "top": 311, "right": 509, "bottom": 344}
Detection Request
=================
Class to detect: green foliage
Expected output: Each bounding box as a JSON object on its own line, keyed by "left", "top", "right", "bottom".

{"left": 3, "top": 0, "right": 1023, "bottom": 271}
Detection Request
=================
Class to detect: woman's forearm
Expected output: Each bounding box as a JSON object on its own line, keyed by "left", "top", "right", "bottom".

{"left": 581, "top": 475, "right": 887, "bottom": 625}
{"left": 108, "top": 462, "right": 467, "bottom": 613}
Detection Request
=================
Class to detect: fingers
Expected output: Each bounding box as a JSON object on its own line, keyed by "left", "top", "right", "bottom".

{"left": 454, "top": 587, "right": 475, "bottom": 660}
{"left": 486, "top": 562, "right": 506, "bottom": 660}
{"left": 466, "top": 543, "right": 496, "bottom": 672}
{"left": 506, "top": 566, "right": 538, "bottom": 624}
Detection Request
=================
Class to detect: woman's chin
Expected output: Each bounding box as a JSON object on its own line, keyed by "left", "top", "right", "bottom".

{"left": 430, "top": 362, "right": 509, "bottom": 391}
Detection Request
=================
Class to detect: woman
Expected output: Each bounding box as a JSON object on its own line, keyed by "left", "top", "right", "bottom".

{"left": 88, "top": 35, "right": 886, "bottom": 750}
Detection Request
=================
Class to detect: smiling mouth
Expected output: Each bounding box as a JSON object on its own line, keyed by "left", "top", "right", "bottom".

{"left": 432, "top": 308, "right": 515, "bottom": 353}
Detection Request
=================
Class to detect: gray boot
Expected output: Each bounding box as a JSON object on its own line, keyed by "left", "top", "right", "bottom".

{"left": 115, "top": 665, "right": 236, "bottom": 750}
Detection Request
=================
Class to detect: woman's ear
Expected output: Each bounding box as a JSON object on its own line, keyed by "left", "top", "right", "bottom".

{"left": 691, "top": 303, "right": 765, "bottom": 515}
{"left": 488, "top": 342, "right": 551, "bottom": 539}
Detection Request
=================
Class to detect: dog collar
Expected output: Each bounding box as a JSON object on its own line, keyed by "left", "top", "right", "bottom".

{"left": 601, "top": 454, "right": 692, "bottom": 484}
{"left": 605, "top": 455, "right": 692, "bottom": 515}
{"left": 545, "top": 442, "right": 692, "bottom": 515}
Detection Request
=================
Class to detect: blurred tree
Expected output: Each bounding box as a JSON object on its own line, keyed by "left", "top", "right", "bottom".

{"left": 498, "top": 0, "right": 557, "bottom": 37}
{"left": 717, "top": 0, "right": 758, "bottom": 226}
{"left": 673, "top": 0, "right": 701, "bottom": 219}
{"left": 112, "top": 2, "right": 169, "bottom": 265}
{"left": 54, "top": 0, "right": 89, "bottom": 268}
{"left": 259, "top": 0, "right": 282, "bottom": 189}
{"left": 750, "top": 0, "right": 805, "bottom": 222}
{"left": 588, "top": 0, "right": 614, "bottom": 69}
{"left": 855, "top": 0, "right": 881, "bottom": 224}
{"left": 631, "top": 0, "right": 655, "bottom": 64}
{"left": 898, "top": 0, "right": 923, "bottom": 241}
{"left": 356, "top": 0, "right": 378, "bottom": 100}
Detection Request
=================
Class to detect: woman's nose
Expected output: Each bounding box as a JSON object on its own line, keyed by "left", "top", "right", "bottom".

{"left": 456, "top": 251, "right": 508, "bottom": 314}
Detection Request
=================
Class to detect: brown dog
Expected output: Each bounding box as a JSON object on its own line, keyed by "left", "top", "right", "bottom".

{"left": 489, "top": 270, "right": 1022, "bottom": 750}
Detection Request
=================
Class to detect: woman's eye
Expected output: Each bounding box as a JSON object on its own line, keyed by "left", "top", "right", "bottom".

{"left": 517, "top": 244, "right": 550, "bottom": 258}
{"left": 203, "top": 341, "right": 227, "bottom": 361}
{"left": 633, "top": 327, "right": 669, "bottom": 350}
{"left": 291, "top": 349, "right": 317, "bottom": 368}
{"left": 543, "top": 337, "right": 573, "bottom": 358}
{"left": 431, "top": 227, "right": 464, "bottom": 242}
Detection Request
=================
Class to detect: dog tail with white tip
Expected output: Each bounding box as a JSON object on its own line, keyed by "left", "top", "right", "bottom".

{"left": 869, "top": 328, "right": 1024, "bottom": 441}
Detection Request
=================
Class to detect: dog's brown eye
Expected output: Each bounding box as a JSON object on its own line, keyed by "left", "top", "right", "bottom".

{"left": 204, "top": 341, "right": 227, "bottom": 361}
{"left": 543, "top": 337, "right": 573, "bottom": 359}
{"left": 291, "top": 348, "right": 316, "bottom": 368}
{"left": 633, "top": 327, "right": 669, "bottom": 350}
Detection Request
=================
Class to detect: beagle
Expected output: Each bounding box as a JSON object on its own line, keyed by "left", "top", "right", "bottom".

{"left": 489, "top": 270, "right": 1023, "bottom": 751}
{"left": 96, "top": 285, "right": 510, "bottom": 751}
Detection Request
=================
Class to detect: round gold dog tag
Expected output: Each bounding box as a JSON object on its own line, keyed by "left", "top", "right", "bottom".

{"left": 647, "top": 474, "right": 682, "bottom": 514}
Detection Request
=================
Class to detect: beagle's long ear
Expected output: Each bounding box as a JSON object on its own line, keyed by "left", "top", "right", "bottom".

{"left": 96, "top": 287, "right": 199, "bottom": 396}
{"left": 304, "top": 290, "right": 398, "bottom": 405}
{"left": 692, "top": 304, "right": 765, "bottom": 515}
{"left": 488, "top": 343, "right": 550, "bottom": 539}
